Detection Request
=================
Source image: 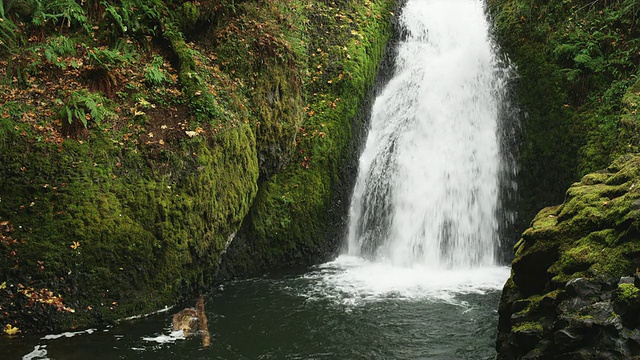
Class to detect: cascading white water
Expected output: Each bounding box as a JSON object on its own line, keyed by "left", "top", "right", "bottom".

{"left": 346, "top": 0, "right": 509, "bottom": 269}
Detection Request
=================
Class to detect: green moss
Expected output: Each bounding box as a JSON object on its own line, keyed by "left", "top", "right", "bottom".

{"left": 553, "top": 242, "right": 599, "bottom": 275}
{"left": 0, "top": 119, "right": 258, "bottom": 331}
{"left": 588, "top": 242, "right": 636, "bottom": 277}
{"left": 224, "top": 0, "right": 395, "bottom": 270}
{"left": 492, "top": 3, "right": 640, "bottom": 355}
{"left": 515, "top": 290, "right": 561, "bottom": 316}
{"left": 517, "top": 206, "right": 561, "bottom": 259}
{"left": 512, "top": 321, "right": 543, "bottom": 334}
{"left": 501, "top": 154, "right": 640, "bottom": 356}
{"left": 523, "top": 206, "right": 559, "bottom": 237}
{"left": 516, "top": 181, "right": 633, "bottom": 280}
{"left": 0, "top": 1, "right": 262, "bottom": 333}
{"left": 612, "top": 283, "right": 640, "bottom": 318}
{"left": 615, "top": 283, "right": 640, "bottom": 302}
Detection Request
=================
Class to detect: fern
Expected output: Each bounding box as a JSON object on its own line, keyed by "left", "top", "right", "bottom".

{"left": 41, "top": 35, "right": 77, "bottom": 68}
{"left": 59, "top": 90, "right": 114, "bottom": 128}
{"left": 573, "top": 52, "right": 593, "bottom": 66}
{"left": 0, "top": 0, "right": 18, "bottom": 54}
{"left": 86, "top": 46, "right": 134, "bottom": 70}
{"left": 144, "top": 55, "right": 168, "bottom": 86}
{"left": 101, "top": 0, "right": 164, "bottom": 41}
{"left": 32, "top": 0, "right": 91, "bottom": 33}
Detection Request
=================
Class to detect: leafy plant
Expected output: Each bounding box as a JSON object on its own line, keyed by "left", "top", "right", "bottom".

{"left": 58, "top": 90, "right": 114, "bottom": 130}
{"left": 31, "top": 0, "right": 91, "bottom": 33}
{"left": 0, "top": 2, "right": 18, "bottom": 54}
{"left": 101, "top": 0, "right": 163, "bottom": 43}
{"left": 86, "top": 46, "right": 134, "bottom": 70}
{"left": 144, "top": 55, "right": 168, "bottom": 87}
{"left": 41, "top": 35, "right": 77, "bottom": 68}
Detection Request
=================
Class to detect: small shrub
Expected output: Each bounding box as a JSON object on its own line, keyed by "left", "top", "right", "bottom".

{"left": 86, "top": 46, "right": 134, "bottom": 69}
{"left": 101, "top": 0, "right": 163, "bottom": 42}
{"left": 0, "top": 5, "right": 17, "bottom": 55}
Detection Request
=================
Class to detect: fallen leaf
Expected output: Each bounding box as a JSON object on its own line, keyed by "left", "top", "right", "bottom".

{"left": 4, "top": 324, "right": 20, "bottom": 335}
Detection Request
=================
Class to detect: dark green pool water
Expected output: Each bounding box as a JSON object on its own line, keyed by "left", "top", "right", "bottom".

{"left": 1, "top": 257, "right": 508, "bottom": 360}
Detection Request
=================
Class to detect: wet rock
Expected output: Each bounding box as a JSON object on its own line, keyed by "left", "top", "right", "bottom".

{"left": 554, "top": 328, "right": 584, "bottom": 353}
{"left": 496, "top": 155, "right": 640, "bottom": 359}
{"left": 612, "top": 284, "right": 640, "bottom": 316}
{"left": 619, "top": 276, "right": 634, "bottom": 285}
{"left": 512, "top": 246, "right": 557, "bottom": 296}
{"left": 584, "top": 301, "right": 616, "bottom": 325}
{"left": 512, "top": 299, "right": 532, "bottom": 313}
{"left": 513, "top": 323, "right": 544, "bottom": 355}
{"left": 558, "top": 297, "right": 595, "bottom": 315}
{"left": 565, "top": 278, "right": 602, "bottom": 300}
{"left": 626, "top": 329, "right": 640, "bottom": 348}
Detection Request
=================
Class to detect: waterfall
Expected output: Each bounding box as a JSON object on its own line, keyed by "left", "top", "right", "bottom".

{"left": 345, "top": 0, "right": 511, "bottom": 268}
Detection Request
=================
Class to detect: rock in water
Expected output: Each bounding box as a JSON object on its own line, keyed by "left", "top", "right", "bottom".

{"left": 171, "top": 295, "right": 210, "bottom": 347}
{"left": 172, "top": 308, "right": 198, "bottom": 335}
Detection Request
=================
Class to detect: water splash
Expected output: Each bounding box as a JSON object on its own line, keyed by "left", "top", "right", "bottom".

{"left": 301, "top": 256, "right": 509, "bottom": 306}
{"left": 346, "top": 0, "right": 512, "bottom": 268}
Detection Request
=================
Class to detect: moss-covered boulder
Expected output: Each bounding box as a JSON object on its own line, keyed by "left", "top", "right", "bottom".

{"left": 497, "top": 155, "right": 640, "bottom": 359}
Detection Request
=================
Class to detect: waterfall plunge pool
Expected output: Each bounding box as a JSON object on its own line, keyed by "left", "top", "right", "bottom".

{"left": 4, "top": 260, "right": 509, "bottom": 360}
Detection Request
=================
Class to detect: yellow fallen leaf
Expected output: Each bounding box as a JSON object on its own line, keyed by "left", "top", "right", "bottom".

{"left": 4, "top": 324, "right": 20, "bottom": 335}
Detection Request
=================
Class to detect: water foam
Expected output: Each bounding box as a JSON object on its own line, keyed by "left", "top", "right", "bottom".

{"left": 302, "top": 256, "right": 510, "bottom": 306}
{"left": 22, "top": 345, "right": 49, "bottom": 360}
{"left": 141, "top": 330, "right": 186, "bottom": 344}
{"left": 40, "top": 328, "right": 96, "bottom": 340}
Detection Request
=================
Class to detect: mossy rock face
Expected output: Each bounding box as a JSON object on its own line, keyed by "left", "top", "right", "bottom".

{"left": 216, "top": 0, "right": 397, "bottom": 278}
{"left": 0, "top": 122, "right": 258, "bottom": 333}
{"left": 496, "top": 155, "right": 640, "bottom": 359}
{"left": 490, "top": 0, "right": 640, "bottom": 356}
{"left": 487, "top": 0, "right": 640, "bottom": 242}
{"left": 0, "top": 0, "right": 396, "bottom": 334}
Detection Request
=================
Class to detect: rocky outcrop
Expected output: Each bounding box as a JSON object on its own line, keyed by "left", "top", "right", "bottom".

{"left": 497, "top": 155, "right": 640, "bottom": 359}
{"left": 491, "top": 1, "right": 640, "bottom": 355}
